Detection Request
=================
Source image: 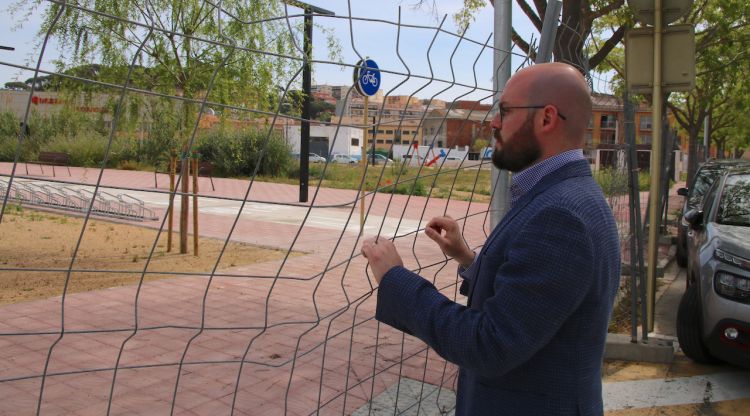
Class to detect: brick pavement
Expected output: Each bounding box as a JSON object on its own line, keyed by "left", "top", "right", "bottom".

{"left": 1, "top": 163, "right": 475, "bottom": 415}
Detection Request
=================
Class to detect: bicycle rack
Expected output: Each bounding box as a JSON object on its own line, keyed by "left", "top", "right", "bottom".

{"left": 0, "top": 178, "right": 159, "bottom": 221}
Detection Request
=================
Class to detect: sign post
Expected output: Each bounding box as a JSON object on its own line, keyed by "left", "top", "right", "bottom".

{"left": 626, "top": 0, "right": 694, "bottom": 334}
{"left": 353, "top": 58, "right": 380, "bottom": 235}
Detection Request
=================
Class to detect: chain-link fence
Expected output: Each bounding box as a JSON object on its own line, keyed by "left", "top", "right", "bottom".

{"left": 0, "top": 1, "right": 672, "bottom": 414}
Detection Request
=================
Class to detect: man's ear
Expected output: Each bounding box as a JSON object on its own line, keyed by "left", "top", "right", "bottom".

{"left": 539, "top": 107, "right": 557, "bottom": 132}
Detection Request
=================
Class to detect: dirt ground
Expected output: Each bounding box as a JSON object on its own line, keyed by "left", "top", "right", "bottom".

{"left": 0, "top": 205, "right": 294, "bottom": 305}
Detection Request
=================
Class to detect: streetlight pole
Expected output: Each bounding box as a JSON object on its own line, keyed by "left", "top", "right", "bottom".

{"left": 284, "top": 1, "right": 334, "bottom": 203}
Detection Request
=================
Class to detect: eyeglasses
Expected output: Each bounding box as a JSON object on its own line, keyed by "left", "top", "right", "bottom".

{"left": 498, "top": 104, "right": 567, "bottom": 123}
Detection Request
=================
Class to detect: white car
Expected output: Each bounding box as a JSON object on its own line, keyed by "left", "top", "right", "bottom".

{"left": 331, "top": 154, "right": 358, "bottom": 164}
{"left": 309, "top": 153, "right": 326, "bottom": 163}
{"left": 366, "top": 154, "right": 393, "bottom": 166}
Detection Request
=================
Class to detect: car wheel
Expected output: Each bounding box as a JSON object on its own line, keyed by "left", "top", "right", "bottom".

{"left": 676, "top": 284, "right": 718, "bottom": 364}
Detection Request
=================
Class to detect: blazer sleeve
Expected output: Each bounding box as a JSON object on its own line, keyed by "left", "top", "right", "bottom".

{"left": 375, "top": 206, "right": 595, "bottom": 377}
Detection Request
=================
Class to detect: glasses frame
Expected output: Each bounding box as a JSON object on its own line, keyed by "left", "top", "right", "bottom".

{"left": 498, "top": 104, "right": 567, "bottom": 123}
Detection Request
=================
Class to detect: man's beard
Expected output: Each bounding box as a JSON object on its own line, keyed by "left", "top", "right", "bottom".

{"left": 491, "top": 115, "right": 541, "bottom": 172}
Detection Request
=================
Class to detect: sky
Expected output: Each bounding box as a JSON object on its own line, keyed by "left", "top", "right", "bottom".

{"left": 0, "top": 0, "right": 547, "bottom": 103}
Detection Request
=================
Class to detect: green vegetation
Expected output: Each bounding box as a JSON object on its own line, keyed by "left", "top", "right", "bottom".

{"left": 0, "top": 110, "right": 293, "bottom": 177}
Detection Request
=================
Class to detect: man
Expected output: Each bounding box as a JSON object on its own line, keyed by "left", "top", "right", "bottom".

{"left": 361, "top": 63, "right": 621, "bottom": 415}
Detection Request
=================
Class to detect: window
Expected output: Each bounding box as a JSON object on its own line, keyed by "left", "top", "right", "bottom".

{"left": 639, "top": 135, "right": 652, "bottom": 145}
{"left": 386, "top": 139, "right": 392, "bottom": 144}
{"left": 584, "top": 131, "right": 593, "bottom": 146}
{"left": 351, "top": 138, "right": 359, "bottom": 146}
{"left": 377, "top": 139, "right": 384, "bottom": 144}
{"left": 437, "top": 141, "right": 443, "bottom": 147}
{"left": 600, "top": 131, "right": 616, "bottom": 144}
{"left": 600, "top": 114, "right": 616, "bottom": 129}
{"left": 385, "top": 130, "right": 393, "bottom": 134}
{"left": 588, "top": 117, "right": 594, "bottom": 128}
{"left": 639, "top": 115, "right": 652, "bottom": 130}
{"left": 377, "top": 129, "right": 384, "bottom": 134}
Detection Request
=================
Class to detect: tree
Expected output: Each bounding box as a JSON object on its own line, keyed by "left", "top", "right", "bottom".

{"left": 3, "top": 81, "right": 29, "bottom": 90}
{"left": 566, "top": 0, "right": 749, "bottom": 182}
{"left": 424, "top": 0, "right": 629, "bottom": 73}
{"left": 664, "top": 0, "right": 750, "bottom": 181}
{"left": 10, "top": 0, "right": 308, "bottom": 253}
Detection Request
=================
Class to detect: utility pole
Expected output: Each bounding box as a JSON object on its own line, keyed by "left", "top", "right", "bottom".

{"left": 283, "top": 1, "right": 335, "bottom": 203}
{"left": 490, "top": 0, "right": 512, "bottom": 228}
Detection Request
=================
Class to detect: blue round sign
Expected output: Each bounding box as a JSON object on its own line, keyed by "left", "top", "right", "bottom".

{"left": 353, "top": 58, "right": 380, "bottom": 97}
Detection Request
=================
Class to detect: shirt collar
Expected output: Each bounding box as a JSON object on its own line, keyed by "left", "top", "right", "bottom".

{"left": 510, "top": 149, "right": 585, "bottom": 206}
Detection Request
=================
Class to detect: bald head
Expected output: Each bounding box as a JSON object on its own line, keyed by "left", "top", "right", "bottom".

{"left": 506, "top": 63, "right": 592, "bottom": 144}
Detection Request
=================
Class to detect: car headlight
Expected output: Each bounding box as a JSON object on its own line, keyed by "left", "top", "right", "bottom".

{"left": 714, "top": 248, "right": 750, "bottom": 268}
{"left": 715, "top": 271, "right": 750, "bottom": 302}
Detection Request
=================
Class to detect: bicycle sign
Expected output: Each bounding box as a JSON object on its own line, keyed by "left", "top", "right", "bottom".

{"left": 353, "top": 58, "right": 380, "bottom": 97}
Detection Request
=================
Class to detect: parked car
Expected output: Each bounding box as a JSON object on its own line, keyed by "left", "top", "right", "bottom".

{"left": 365, "top": 153, "right": 393, "bottom": 166}
{"left": 330, "top": 154, "right": 358, "bottom": 164}
{"left": 677, "top": 166, "right": 750, "bottom": 368}
{"left": 290, "top": 152, "right": 327, "bottom": 163}
{"left": 676, "top": 159, "right": 750, "bottom": 267}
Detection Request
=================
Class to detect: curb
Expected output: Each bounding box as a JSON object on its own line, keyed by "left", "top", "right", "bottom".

{"left": 604, "top": 244, "right": 678, "bottom": 364}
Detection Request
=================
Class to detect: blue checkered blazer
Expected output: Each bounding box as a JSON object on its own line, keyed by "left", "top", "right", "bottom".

{"left": 376, "top": 160, "right": 621, "bottom": 415}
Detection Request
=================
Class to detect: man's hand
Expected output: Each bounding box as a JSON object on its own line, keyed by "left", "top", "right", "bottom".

{"left": 424, "top": 216, "right": 475, "bottom": 268}
{"left": 361, "top": 237, "right": 403, "bottom": 283}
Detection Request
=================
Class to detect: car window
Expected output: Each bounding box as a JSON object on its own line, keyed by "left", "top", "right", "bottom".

{"left": 702, "top": 181, "right": 720, "bottom": 220}
{"left": 689, "top": 167, "right": 724, "bottom": 208}
{"left": 717, "top": 174, "right": 750, "bottom": 226}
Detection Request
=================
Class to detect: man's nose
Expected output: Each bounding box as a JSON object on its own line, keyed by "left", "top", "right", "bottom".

{"left": 491, "top": 112, "right": 501, "bottom": 130}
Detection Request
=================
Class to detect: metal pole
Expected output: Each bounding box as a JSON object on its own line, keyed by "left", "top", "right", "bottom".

{"left": 646, "top": 0, "right": 663, "bottom": 332}
{"left": 490, "top": 0, "right": 512, "bottom": 228}
{"left": 180, "top": 155, "right": 189, "bottom": 254}
{"left": 624, "top": 90, "right": 645, "bottom": 342}
{"left": 299, "top": 9, "right": 313, "bottom": 203}
{"left": 360, "top": 95, "right": 368, "bottom": 235}
{"left": 535, "top": 0, "right": 563, "bottom": 64}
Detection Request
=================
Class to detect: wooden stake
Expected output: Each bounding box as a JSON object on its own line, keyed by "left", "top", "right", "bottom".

{"left": 192, "top": 157, "right": 199, "bottom": 256}
{"left": 167, "top": 156, "right": 176, "bottom": 252}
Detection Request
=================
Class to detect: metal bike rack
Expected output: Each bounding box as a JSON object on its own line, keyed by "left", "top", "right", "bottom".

{"left": 1, "top": 178, "right": 158, "bottom": 221}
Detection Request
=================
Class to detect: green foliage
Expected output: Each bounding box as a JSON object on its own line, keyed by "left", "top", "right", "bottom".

{"left": 594, "top": 168, "right": 650, "bottom": 196}
{"left": 0, "top": 112, "right": 22, "bottom": 161}
{"left": 0, "top": 109, "right": 109, "bottom": 162}
{"left": 379, "top": 177, "right": 428, "bottom": 196}
{"left": 472, "top": 138, "right": 489, "bottom": 152}
{"left": 195, "top": 128, "right": 293, "bottom": 177}
{"left": 45, "top": 131, "right": 135, "bottom": 168}
{"left": 139, "top": 100, "right": 182, "bottom": 165}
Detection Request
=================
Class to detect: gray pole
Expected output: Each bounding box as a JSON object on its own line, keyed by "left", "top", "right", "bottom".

{"left": 490, "top": 0, "right": 512, "bottom": 228}
{"left": 535, "top": 1, "right": 563, "bottom": 64}
{"left": 646, "top": 0, "right": 664, "bottom": 332}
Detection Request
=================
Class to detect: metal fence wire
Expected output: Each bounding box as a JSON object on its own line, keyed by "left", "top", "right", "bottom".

{"left": 0, "top": 2, "right": 651, "bottom": 415}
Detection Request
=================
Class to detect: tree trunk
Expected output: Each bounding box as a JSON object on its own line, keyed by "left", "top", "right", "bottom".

{"left": 686, "top": 126, "right": 700, "bottom": 185}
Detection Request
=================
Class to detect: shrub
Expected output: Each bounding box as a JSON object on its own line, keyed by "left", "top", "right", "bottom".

{"left": 45, "top": 131, "right": 134, "bottom": 167}
{"left": 195, "top": 128, "right": 293, "bottom": 177}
